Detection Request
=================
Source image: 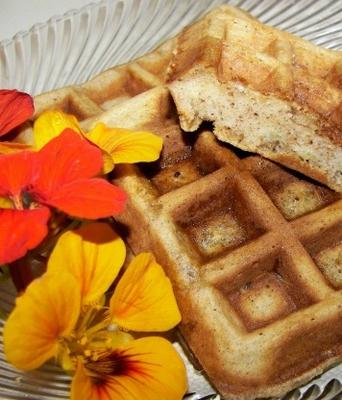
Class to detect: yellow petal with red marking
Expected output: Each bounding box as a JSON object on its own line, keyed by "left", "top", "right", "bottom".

{"left": 47, "top": 222, "right": 126, "bottom": 305}
{"left": 71, "top": 337, "right": 187, "bottom": 400}
{"left": 109, "top": 253, "right": 181, "bottom": 332}
{"left": 33, "top": 110, "right": 82, "bottom": 149}
{"left": 86, "top": 123, "right": 163, "bottom": 165}
{"left": 4, "top": 272, "right": 80, "bottom": 370}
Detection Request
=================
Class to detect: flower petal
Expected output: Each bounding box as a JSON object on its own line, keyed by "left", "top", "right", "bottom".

{"left": 0, "top": 90, "right": 34, "bottom": 136}
{"left": 71, "top": 337, "right": 187, "bottom": 400}
{"left": 0, "top": 197, "right": 13, "bottom": 208}
{"left": 0, "top": 141, "right": 33, "bottom": 155}
{"left": 109, "top": 253, "right": 181, "bottom": 332}
{"left": 101, "top": 151, "right": 115, "bottom": 175}
{"left": 33, "top": 129, "right": 103, "bottom": 198}
{"left": 0, "top": 208, "right": 50, "bottom": 264}
{"left": 46, "top": 178, "right": 127, "bottom": 219}
{"left": 87, "top": 123, "right": 163, "bottom": 165}
{"left": 71, "top": 363, "right": 94, "bottom": 400}
{"left": 0, "top": 151, "right": 36, "bottom": 198}
{"left": 47, "top": 222, "right": 126, "bottom": 304}
{"left": 33, "top": 110, "right": 82, "bottom": 149}
{"left": 4, "top": 272, "right": 81, "bottom": 370}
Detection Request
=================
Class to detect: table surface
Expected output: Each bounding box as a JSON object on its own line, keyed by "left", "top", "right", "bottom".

{"left": 0, "top": 0, "right": 101, "bottom": 42}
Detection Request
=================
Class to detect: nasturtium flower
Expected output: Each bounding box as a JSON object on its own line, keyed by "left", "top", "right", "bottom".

{"left": 4, "top": 271, "right": 81, "bottom": 370}
{"left": 110, "top": 252, "right": 182, "bottom": 331}
{"left": 0, "top": 89, "right": 35, "bottom": 154}
{"left": 33, "top": 110, "right": 163, "bottom": 173}
{"left": 47, "top": 222, "right": 126, "bottom": 305}
{"left": 72, "top": 337, "right": 187, "bottom": 400}
{"left": 0, "top": 208, "right": 50, "bottom": 265}
{"left": 0, "top": 130, "right": 126, "bottom": 264}
{"left": 0, "top": 89, "right": 34, "bottom": 137}
{"left": 4, "top": 222, "right": 186, "bottom": 400}
{"left": 33, "top": 111, "right": 82, "bottom": 148}
{"left": 86, "top": 123, "right": 163, "bottom": 173}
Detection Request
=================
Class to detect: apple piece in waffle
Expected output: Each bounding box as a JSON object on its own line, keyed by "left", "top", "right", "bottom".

{"left": 77, "top": 86, "right": 342, "bottom": 400}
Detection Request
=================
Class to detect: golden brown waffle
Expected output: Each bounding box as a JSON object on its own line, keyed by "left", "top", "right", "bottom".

{"left": 19, "top": 6, "right": 341, "bottom": 195}
{"left": 74, "top": 85, "right": 341, "bottom": 400}
{"left": 167, "top": 6, "right": 342, "bottom": 192}
{"left": 12, "top": 6, "right": 341, "bottom": 399}
{"left": 17, "top": 5, "right": 342, "bottom": 195}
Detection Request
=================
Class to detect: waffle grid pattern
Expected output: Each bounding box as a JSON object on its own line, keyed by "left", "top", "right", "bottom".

{"left": 117, "top": 124, "right": 341, "bottom": 327}
{"left": 111, "top": 98, "right": 341, "bottom": 397}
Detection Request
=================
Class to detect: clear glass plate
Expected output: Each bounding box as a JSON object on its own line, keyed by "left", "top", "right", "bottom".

{"left": 0, "top": 1, "right": 341, "bottom": 399}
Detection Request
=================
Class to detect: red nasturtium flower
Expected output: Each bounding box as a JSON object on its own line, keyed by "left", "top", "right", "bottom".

{"left": 0, "top": 89, "right": 34, "bottom": 136}
{"left": 0, "top": 129, "right": 127, "bottom": 265}
{"left": 0, "top": 89, "right": 34, "bottom": 155}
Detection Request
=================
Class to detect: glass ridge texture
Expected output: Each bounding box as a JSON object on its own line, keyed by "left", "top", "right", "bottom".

{"left": 0, "top": 0, "right": 341, "bottom": 399}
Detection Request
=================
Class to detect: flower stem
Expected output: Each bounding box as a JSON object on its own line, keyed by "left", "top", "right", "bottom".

{"left": 9, "top": 258, "right": 34, "bottom": 293}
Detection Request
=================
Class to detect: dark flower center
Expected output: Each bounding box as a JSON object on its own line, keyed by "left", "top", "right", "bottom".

{"left": 86, "top": 351, "right": 141, "bottom": 387}
{"left": 22, "top": 191, "right": 34, "bottom": 209}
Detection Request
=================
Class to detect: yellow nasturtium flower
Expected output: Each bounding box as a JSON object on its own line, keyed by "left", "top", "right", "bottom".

{"left": 33, "top": 110, "right": 163, "bottom": 173}
{"left": 4, "top": 222, "right": 186, "bottom": 400}
{"left": 72, "top": 337, "right": 187, "bottom": 400}
{"left": 4, "top": 272, "right": 81, "bottom": 370}
{"left": 33, "top": 111, "right": 82, "bottom": 149}
{"left": 110, "top": 252, "right": 181, "bottom": 331}
{"left": 47, "top": 222, "right": 126, "bottom": 305}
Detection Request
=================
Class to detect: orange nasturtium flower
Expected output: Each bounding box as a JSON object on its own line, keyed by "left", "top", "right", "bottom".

{"left": 33, "top": 110, "right": 163, "bottom": 173}
{"left": 4, "top": 222, "right": 187, "bottom": 400}
{"left": 0, "top": 89, "right": 34, "bottom": 154}
{"left": 0, "top": 130, "right": 126, "bottom": 265}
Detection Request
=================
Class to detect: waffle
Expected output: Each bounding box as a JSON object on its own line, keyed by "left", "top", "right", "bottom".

{"left": 12, "top": 5, "right": 341, "bottom": 400}
{"left": 167, "top": 6, "right": 342, "bottom": 192}
{"left": 85, "top": 86, "right": 341, "bottom": 400}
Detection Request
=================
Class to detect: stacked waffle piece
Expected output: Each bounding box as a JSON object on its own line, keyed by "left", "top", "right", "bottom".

{"left": 18, "top": 5, "right": 342, "bottom": 400}
{"left": 168, "top": 6, "right": 342, "bottom": 192}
